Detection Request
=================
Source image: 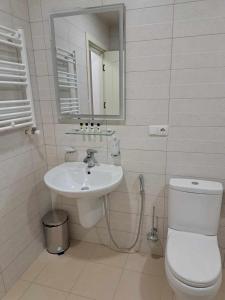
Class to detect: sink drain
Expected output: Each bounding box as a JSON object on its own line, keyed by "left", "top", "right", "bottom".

{"left": 81, "top": 186, "right": 89, "bottom": 190}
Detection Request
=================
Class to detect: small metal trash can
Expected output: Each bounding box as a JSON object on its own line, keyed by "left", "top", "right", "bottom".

{"left": 42, "top": 210, "right": 69, "bottom": 255}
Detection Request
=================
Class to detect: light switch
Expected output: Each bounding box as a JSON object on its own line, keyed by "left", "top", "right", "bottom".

{"left": 148, "top": 125, "right": 168, "bottom": 136}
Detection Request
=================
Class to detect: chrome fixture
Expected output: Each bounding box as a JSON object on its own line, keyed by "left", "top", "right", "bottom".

{"left": 83, "top": 149, "right": 98, "bottom": 168}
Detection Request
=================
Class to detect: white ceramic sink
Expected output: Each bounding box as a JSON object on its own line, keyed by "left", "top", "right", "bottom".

{"left": 44, "top": 162, "right": 123, "bottom": 228}
{"left": 44, "top": 162, "right": 123, "bottom": 198}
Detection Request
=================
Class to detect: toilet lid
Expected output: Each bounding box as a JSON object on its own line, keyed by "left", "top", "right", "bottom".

{"left": 166, "top": 229, "right": 221, "bottom": 288}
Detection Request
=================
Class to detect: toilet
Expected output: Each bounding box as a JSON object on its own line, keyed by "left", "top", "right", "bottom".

{"left": 165, "top": 178, "right": 223, "bottom": 300}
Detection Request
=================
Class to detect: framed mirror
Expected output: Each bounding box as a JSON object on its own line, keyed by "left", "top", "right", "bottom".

{"left": 50, "top": 4, "right": 125, "bottom": 123}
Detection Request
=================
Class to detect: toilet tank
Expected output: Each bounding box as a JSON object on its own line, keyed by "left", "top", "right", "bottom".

{"left": 168, "top": 178, "right": 223, "bottom": 235}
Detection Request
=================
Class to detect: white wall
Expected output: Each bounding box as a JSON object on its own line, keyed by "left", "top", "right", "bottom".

{"left": 28, "top": 0, "right": 225, "bottom": 266}
{"left": 0, "top": 0, "right": 51, "bottom": 296}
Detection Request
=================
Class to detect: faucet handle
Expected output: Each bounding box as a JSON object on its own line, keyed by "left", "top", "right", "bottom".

{"left": 87, "top": 149, "right": 97, "bottom": 155}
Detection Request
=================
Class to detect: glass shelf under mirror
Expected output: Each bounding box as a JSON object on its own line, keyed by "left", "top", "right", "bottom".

{"left": 65, "top": 129, "right": 115, "bottom": 136}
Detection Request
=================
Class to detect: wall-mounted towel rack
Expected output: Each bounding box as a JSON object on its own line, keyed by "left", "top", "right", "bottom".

{"left": 56, "top": 47, "right": 80, "bottom": 115}
{"left": 0, "top": 25, "right": 36, "bottom": 132}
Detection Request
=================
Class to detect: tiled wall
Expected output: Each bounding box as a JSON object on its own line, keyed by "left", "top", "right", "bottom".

{"left": 0, "top": 0, "right": 51, "bottom": 296}
{"left": 28, "top": 0, "right": 225, "bottom": 264}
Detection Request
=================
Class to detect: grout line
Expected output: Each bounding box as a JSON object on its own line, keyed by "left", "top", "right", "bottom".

{"left": 124, "top": 2, "right": 175, "bottom": 11}
{"left": 67, "top": 264, "right": 90, "bottom": 295}
{"left": 163, "top": 1, "right": 175, "bottom": 240}
{"left": 24, "top": 281, "right": 72, "bottom": 296}
{"left": 173, "top": 31, "right": 225, "bottom": 40}
{"left": 17, "top": 281, "right": 33, "bottom": 300}
{"left": 126, "top": 65, "right": 225, "bottom": 72}
{"left": 174, "top": 0, "right": 214, "bottom": 4}
{"left": 111, "top": 265, "right": 125, "bottom": 300}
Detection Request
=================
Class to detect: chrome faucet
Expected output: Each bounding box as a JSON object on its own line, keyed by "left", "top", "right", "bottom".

{"left": 83, "top": 149, "right": 98, "bottom": 168}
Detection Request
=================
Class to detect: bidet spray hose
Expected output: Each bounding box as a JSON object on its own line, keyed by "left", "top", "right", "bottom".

{"left": 104, "top": 174, "right": 145, "bottom": 253}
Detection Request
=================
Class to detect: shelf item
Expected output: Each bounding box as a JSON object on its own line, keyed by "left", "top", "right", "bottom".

{"left": 65, "top": 128, "right": 115, "bottom": 136}
{"left": 0, "top": 25, "right": 36, "bottom": 132}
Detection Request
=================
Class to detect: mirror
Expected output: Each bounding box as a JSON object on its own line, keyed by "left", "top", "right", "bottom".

{"left": 50, "top": 5, "right": 125, "bottom": 122}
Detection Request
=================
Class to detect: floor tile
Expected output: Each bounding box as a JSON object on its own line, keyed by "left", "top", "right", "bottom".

{"left": 90, "top": 244, "right": 128, "bottom": 268}
{"left": 215, "top": 290, "right": 225, "bottom": 300}
{"left": 114, "top": 270, "right": 173, "bottom": 300}
{"left": 2, "top": 280, "right": 30, "bottom": 300}
{"left": 67, "top": 294, "right": 94, "bottom": 300}
{"left": 66, "top": 241, "right": 97, "bottom": 262}
{"left": 216, "top": 271, "right": 225, "bottom": 300}
{"left": 34, "top": 255, "right": 86, "bottom": 292}
{"left": 20, "top": 284, "right": 67, "bottom": 300}
{"left": 72, "top": 262, "right": 122, "bottom": 300}
{"left": 125, "top": 253, "right": 165, "bottom": 276}
{"left": 21, "top": 251, "right": 55, "bottom": 282}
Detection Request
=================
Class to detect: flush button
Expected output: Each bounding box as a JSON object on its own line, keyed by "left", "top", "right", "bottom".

{"left": 192, "top": 181, "right": 199, "bottom": 185}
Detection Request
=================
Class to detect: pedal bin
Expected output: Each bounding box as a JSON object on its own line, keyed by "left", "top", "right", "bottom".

{"left": 42, "top": 210, "right": 69, "bottom": 254}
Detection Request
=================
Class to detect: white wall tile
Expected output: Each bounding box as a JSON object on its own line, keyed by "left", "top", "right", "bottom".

{"left": 166, "top": 152, "right": 225, "bottom": 179}
{"left": 169, "top": 99, "right": 225, "bottom": 126}
{"left": 40, "top": 101, "right": 54, "bottom": 124}
{"left": 110, "top": 125, "right": 167, "bottom": 151}
{"left": 127, "top": 39, "right": 172, "bottom": 58}
{"left": 172, "top": 34, "right": 225, "bottom": 70}
{"left": 40, "top": 0, "right": 102, "bottom": 20}
{"left": 0, "top": 175, "right": 35, "bottom": 218}
{"left": 174, "top": 15, "right": 225, "bottom": 37}
{"left": 34, "top": 50, "right": 49, "bottom": 76}
{"left": 28, "top": 0, "right": 42, "bottom": 22}
{"left": 170, "top": 68, "right": 225, "bottom": 98}
{"left": 127, "top": 5, "right": 173, "bottom": 27}
{"left": 168, "top": 127, "right": 225, "bottom": 154}
{"left": 0, "top": 216, "right": 41, "bottom": 271}
{"left": 174, "top": 0, "right": 225, "bottom": 21}
{"left": 108, "top": 191, "right": 164, "bottom": 217}
{"left": 103, "top": 0, "right": 174, "bottom": 10}
{"left": 0, "top": 0, "right": 11, "bottom": 14}
{"left": 126, "top": 99, "right": 169, "bottom": 125}
{"left": 127, "top": 54, "right": 171, "bottom": 72}
{"left": 127, "top": 70, "right": 170, "bottom": 99}
{"left": 127, "top": 23, "right": 173, "bottom": 42}
{"left": 120, "top": 149, "right": 166, "bottom": 174}
{"left": 171, "top": 68, "right": 225, "bottom": 85}
{"left": 10, "top": 0, "right": 29, "bottom": 21}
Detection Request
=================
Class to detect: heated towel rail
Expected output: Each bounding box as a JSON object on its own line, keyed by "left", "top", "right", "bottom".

{"left": 56, "top": 48, "right": 80, "bottom": 115}
{"left": 0, "top": 25, "right": 36, "bottom": 132}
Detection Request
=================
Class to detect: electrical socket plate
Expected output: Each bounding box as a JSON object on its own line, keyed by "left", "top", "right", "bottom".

{"left": 148, "top": 125, "right": 168, "bottom": 136}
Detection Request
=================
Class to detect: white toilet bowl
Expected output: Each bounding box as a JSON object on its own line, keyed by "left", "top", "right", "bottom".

{"left": 166, "top": 229, "right": 222, "bottom": 300}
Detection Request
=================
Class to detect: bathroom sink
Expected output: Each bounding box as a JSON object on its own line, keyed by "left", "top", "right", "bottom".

{"left": 44, "top": 162, "right": 123, "bottom": 199}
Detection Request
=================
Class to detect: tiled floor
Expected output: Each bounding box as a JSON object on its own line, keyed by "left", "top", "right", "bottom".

{"left": 2, "top": 241, "right": 225, "bottom": 300}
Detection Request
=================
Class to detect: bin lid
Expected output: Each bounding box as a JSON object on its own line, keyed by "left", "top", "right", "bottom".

{"left": 42, "top": 210, "right": 68, "bottom": 226}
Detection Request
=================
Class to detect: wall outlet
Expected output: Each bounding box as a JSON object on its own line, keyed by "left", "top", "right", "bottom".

{"left": 148, "top": 125, "right": 168, "bottom": 136}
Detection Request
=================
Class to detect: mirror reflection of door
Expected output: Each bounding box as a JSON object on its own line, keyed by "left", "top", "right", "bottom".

{"left": 89, "top": 43, "right": 119, "bottom": 116}
{"left": 103, "top": 51, "right": 119, "bottom": 115}
{"left": 89, "top": 46, "right": 104, "bottom": 115}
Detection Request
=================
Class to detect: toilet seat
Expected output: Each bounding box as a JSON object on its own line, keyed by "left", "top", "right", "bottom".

{"left": 166, "top": 229, "right": 221, "bottom": 288}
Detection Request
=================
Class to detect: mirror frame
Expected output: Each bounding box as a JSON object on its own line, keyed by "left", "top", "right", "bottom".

{"left": 50, "top": 4, "right": 125, "bottom": 123}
